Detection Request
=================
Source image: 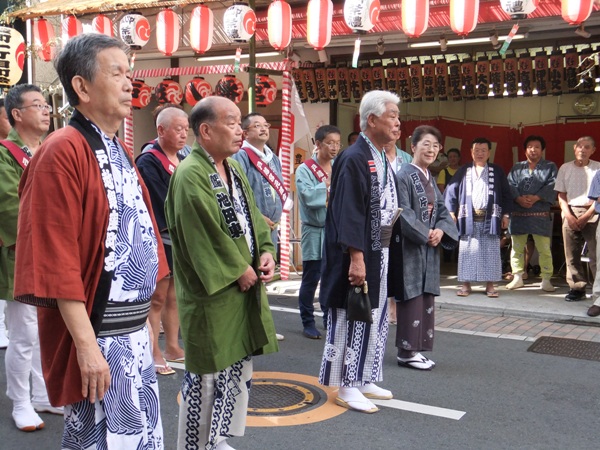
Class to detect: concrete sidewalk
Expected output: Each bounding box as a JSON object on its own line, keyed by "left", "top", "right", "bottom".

{"left": 266, "top": 268, "right": 600, "bottom": 326}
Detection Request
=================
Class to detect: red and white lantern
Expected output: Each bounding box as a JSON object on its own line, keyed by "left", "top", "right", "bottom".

{"left": 223, "top": 2, "right": 256, "bottom": 43}
{"left": 156, "top": 9, "right": 180, "bottom": 56}
{"left": 449, "top": 0, "right": 479, "bottom": 36}
{"left": 33, "top": 17, "right": 56, "bottom": 62}
{"left": 184, "top": 77, "right": 213, "bottom": 106}
{"left": 255, "top": 74, "right": 278, "bottom": 107}
{"left": 307, "top": 0, "right": 333, "bottom": 50}
{"left": 561, "top": 0, "right": 594, "bottom": 25}
{"left": 62, "top": 15, "right": 82, "bottom": 43}
{"left": 500, "top": 0, "right": 538, "bottom": 19}
{"left": 401, "top": 0, "right": 429, "bottom": 38}
{"left": 155, "top": 77, "right": 183, "bottom": 104}
{"left": 189, "top": 4, "right": 213, "bottom": 55}
{"left": 215, "top": 75, "right": 244, "bottom": 104}
{"left": 120, "top": 12, "right": 151, "bottom": 50}
{"left": 268, "top": 0, "right": 292, "bottom": 51}
{"left": 92, "top": 14, "right": 114, "bottom": 37}
{"left": 0, "top": 26, "right": 25, "bottom": 87}
{"left": 131, "top": 79, "right": 152, "bottom": 109}
{"left": 343, "top": 0, "right": 380, "bottom": 33}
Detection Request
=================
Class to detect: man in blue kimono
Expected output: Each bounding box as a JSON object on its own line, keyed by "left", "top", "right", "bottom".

{"left": 295, "top": 125, "right": 340, "bottom": 338}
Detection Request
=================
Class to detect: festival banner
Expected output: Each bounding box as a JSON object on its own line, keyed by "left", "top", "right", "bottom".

{"left": 534, "top": 52, "right": 548, "bottom": 97}
{"left": 490, "top": 55, "right": 504, "bottom": 98}
{"left": 518, "top": 54, "right": 533, "bottom": 97}
{"left": 549, "top": 50, "right": 564, "bottom": 96}
{"left": 476, "top": 57, "right": 489, "bottom": 100}
{"left": 422, "top": 58, "right": 435, "bottom": 102}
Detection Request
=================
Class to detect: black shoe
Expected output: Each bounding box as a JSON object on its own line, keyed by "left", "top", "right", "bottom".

{"left": 565, "top": 289, "right": 586, "bottom": 302}
{"left": 587, "top": 305, "right": 600, "bottom": 317}
{"left": 303, "top": 326, "right": 322, "bottom": 339}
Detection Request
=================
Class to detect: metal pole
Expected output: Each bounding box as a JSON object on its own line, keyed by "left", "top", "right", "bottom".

{"left": 248, "top": 0, "right": 256, "bottom": 112}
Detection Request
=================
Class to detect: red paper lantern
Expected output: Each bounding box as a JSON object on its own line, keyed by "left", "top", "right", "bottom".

{"left": 33, "top": 17, "right": 56, "bottom": 62}
{"left": 343, "top": 0, "right": 380, "bottom": 33}
{"left": 449, "top": 0, "right": 479, "bottom": 37}
{"left": 155, "top": 78, "right": 183, "bottom": 105}
{"left": 189, "top": 5, "right": 213, "bottom": 55}
{"left": 184, "top": 77, "right": 213, "bottom": 106}
{"left": 120, "top": 12, "right": 151, "bottom": 50}
{"left": 131, "top": 79, "right": 152, "bottom": 109}
{"left": 223, "top": 2, "right": 256, "bottom": 43}
{"left": 401, "top": 0, "right": 429, "bottom": 38}
{"left": 215, "top": 75, "right": 244, "bottom": 104}
{"left": 561, "top": 0, "right": 594, "bottom": 25}
{"left": 62, "top": 15, "right": 82, "bottom": 43}
{"left": 307, "top": 0, "right": 333, "bottom": 51}
{"left": 156, "top": 9, "right": 179, "bottom": 57}
{"left": 268, "top": 0, "right": 292, "bottom": 51}
{"left": 255, "top": 74, "right": 277, "bottom": 107}
{"left": 93, "top": 14, "right": 113, "bottom": 37}
{"left": 0, "top": 26, "right": 25, "bottom": 87}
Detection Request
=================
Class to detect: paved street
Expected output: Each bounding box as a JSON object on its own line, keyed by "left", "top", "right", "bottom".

{"left": 1, "top": 273, "right": 599, "bottom": 449}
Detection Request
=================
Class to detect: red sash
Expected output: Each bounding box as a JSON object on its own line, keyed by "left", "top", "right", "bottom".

{"left": 0, "top": 139, "right": 30, "bottom": 169}
{"left": 303, "top": 158, "right": 328, "bottom": 183}
{"left": 146, "top": 148, "right": 176, "bottom": 175}
{"left": 242, "top": 147, "right": 292, "bottom": 212}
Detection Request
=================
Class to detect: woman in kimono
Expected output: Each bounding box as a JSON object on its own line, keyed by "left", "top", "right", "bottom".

{"left": 389, "top": 126, "right": 458, "bottom": 370}
{"left": 444, "top": 137, "right": 512, "bottom": 298}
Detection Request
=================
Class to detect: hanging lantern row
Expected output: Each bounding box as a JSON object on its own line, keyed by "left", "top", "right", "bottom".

{"left": 130, "top": 74, "right": 278, "bottom": 109}
{"left": 292, "top": 48, "right": 598, "bottom": 104}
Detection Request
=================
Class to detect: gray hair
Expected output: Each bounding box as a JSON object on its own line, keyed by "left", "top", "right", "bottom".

{"left": 156, "top": 107, "right": 188, "bottom": 130}
{"left": 359, "top": 90, "right": 400, "bottom": 132}
{"left": 55, "top": 34, "right": 128, "bottom": 107}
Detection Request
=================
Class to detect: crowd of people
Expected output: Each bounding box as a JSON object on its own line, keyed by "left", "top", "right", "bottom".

{"left": 1, "top": 32, "right": 600, "bottom": 448}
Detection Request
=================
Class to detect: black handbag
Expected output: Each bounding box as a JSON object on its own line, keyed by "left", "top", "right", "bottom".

{"left": 347, "top": 282, "right": 372, "bottom": 323}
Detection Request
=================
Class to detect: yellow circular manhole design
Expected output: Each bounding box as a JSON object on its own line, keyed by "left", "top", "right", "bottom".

{"left": 248, "top": 380, "right": 315, "bottom": 414}
{"left": 247, "top": 372, "right": 345, "bottom": 427}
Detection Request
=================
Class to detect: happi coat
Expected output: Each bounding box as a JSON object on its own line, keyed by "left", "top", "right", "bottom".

{"left": 444, "top": 162, "right": 513, "bottom": 237}
{"left": 388, "top": 164, "right": 459, "bottom": 301}
{"left": 0, "top": 129, "right": 28, "bottom": 300}
{"left": 507, "top": 159, "right": 557, "bottom": 237}
{"left": 295, "top": 161, "right": 327, "bottom": 261}
{"left": 165, "top": 144, "right": 278, "bottom": 376}
{"left": 13, "top": 113, "right": 169, "bottom": 406}
{"left": 320, "top": 135, "right": 396, "bottom": 310}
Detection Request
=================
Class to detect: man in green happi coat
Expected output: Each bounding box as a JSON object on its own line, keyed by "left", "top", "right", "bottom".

{"left": 165, "top": 96, "right": 278, "bottom": 450}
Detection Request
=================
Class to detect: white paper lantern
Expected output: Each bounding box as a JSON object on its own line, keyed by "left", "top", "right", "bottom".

{"left": 343, "top": 0, "right": 381, "bottom": 33}
{"left": 223, "top": 2, "right": 256, "bottom": 43}
{"left": 0, "top": 26, "right": 25, "bottom": 86}
{"left": 500, "top": 0, "right": 538, "bottom": 19}
{"left": 119, "top": 12, "right": 151, "bottom": 50}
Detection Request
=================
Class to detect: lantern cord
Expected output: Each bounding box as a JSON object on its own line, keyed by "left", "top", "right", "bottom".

{"left": 130, "top": 52, "right": 136, "bottom": 71}
{"left": 352, "top": 37, "right": 361, "bottom": 69}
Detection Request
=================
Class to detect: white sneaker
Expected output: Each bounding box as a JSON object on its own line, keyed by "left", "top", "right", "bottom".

{"left": 540, "top": 278, "right": 556, "bottom": 292}
{"left": 32, "top": 402, "right": 64, "bottom": 415}
{"left": 276, "top": 333, "right": 284, "bottom": 341}
{"left": 357, "top": 383, "right": 393, "bottom": 400}
{"left": 12, "top": 404, "right": 44, "bottom": 432}
{"left": 0, "top": 332, "right": 8, "bottom": 349}
{"left": 506, "top": 273, "right": 524, "bottom": 290}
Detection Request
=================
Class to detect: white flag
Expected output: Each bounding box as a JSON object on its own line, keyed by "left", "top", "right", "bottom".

{"left": 291, "top": 83, "right": 311, "bottom": 145}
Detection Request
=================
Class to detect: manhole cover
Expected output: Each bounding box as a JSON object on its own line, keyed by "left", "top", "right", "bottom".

{"left": 248, "top": 379, "right": 324, "bottom": 416}
{"left": 528, "top": 336, "right": 600, "bottom": 361}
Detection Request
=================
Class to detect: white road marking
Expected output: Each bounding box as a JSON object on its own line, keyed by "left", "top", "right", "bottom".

{"left": 372, "top": 399, "right": 466, "bottom": 420}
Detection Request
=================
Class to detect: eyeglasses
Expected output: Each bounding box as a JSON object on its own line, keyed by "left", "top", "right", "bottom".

{"left": 323, "top": 142, "right": 341, "bottom": 149}
{"left": 420, "top": 140, "right": 442, "bottom": 151}
{"left": 247, "top": 123, "right": 271, "bottom": 130}
{"left": 20, "top": 104, "right": 53, "bottom": 113}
